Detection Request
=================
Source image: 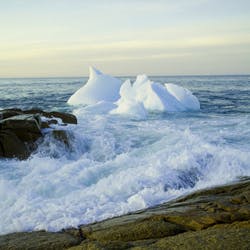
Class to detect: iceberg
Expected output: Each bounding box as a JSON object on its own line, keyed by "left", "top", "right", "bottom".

{"left": 67, "top": 67, "right": 122, "bottom": 105}
{"left": 68, "top": 67, "right": 200, "bottom": 116}
{"left": 111, "top": 74, "right": 200, "bottom": 115}
{"left": 165, "top": 83, "right": 200, "bottom": 111}
{"left": 110, "top": 80, "right": 148, "bottom": 119}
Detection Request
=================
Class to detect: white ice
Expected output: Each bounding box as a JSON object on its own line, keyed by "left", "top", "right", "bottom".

{"left": 110, "top": 80, "right": 148, "bottom": 119}
{"left": 111, "top": 74, "right": 200, "bottom": 116}
{"left": 68, "top": 67, "right": 200, "bottom": 117}
{"left": 67, "top": 67, "right": 122, "bottom": 105}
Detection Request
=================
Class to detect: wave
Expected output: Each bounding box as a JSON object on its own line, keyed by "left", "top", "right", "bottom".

{"left": 0, "top": 108, "right": 249, "bottom": 235}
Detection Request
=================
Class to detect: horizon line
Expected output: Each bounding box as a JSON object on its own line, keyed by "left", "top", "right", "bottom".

{"left": 0, "top": 73, "right": 250, "bottom": 79}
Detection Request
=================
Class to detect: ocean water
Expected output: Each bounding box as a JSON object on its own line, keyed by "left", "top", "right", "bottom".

{"left": 0, "top": 75, "right": 250, "bottom": 235}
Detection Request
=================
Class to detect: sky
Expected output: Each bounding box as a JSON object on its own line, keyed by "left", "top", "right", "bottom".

{"left": 0, "top": 0, "right": 250, "bottom": 77}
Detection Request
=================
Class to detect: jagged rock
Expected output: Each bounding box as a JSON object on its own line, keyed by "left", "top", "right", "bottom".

{"left": 0, "top": 114, "right": 42, "bottom": 142}
{"left": 22, "top": 110, "right": 77, "bottom": 124}
{"left": 0, "top": 108, "right": 77, "bottom": 160}
{"left": 0, "top": 108, "right": 77, "bottom": 125}
{"left": 0, "top": 115, "right": 42, "bottom": 159}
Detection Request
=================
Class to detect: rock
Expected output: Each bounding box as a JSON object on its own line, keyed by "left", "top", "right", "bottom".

{"left": 0, "top": 231, "right": 81, "bottom": 250}
{"left": 127, "top": 221, "right": 250, "bottom": 250}
{"left": 41, "top": 119, "right": 58, "bottom": 129}
{"left": 0, "top": 108, "right": 77, "bottom": 160}
{"left": 73, "top": 178, "right": 250, "bottom": 249}
{"left": 0, "top": 114, "right": 42, "bottom": 142}
{"left": 49, "top": 111, "right": 77, "bottom": 124}
{"left": 0, "top": 114, "right": 42, "bottom": 159}
{"left": 0, "top": 108, "right": 77, "bottom": 125}
{"left": 0, "top": 130, "right": 29, "bottom": 159}
{"left": 80, "top": 218, "right": 186, "bottom": 243}
{"left": 0, "top": 109, "right": 23, "bottom": 120}
{"left": 51, "top": 130, "right": 72, "bottom": 148}
{"left": 22, "top": 110, "right": 77, "bottom": 124}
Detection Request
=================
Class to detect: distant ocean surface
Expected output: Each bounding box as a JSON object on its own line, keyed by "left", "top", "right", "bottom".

{"left": 0, "top": 75, "right": 250, "bottom": 235}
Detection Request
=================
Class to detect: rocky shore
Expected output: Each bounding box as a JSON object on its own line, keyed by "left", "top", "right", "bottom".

{"left": 0, "top": 177, "right": 249, "bottom": 249}
{"left": 0, "top": 108, "right": 77, "bottom": 160}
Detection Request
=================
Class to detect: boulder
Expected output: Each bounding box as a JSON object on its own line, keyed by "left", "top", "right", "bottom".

{"left": 0, "top": 108, "right": 77, "bottom": 160}
{"left": 0, "top": 130, "right": 29, "bottom": 159}
{"left": 0, "top": 114, "right": 42, "bottom": 142}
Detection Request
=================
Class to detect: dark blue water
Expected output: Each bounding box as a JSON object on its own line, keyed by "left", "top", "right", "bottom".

{"left": 1, "top": 75, "right": 250, "bottom": 115}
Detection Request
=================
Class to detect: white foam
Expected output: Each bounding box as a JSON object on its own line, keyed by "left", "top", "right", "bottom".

{"left": 0, "top": 113, "right": 249, "bottom": 235}
{"left": 67, "top": 67, "right": 122, "bottom": 105}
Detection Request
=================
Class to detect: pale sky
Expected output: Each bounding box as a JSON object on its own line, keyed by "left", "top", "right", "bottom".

{"left": 0, "top": 0, "right": 250, "bottom": 77}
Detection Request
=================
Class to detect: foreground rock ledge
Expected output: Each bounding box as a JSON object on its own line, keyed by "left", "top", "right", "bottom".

{"left": 0, "top": 178, "right": 249, "bottom": 250}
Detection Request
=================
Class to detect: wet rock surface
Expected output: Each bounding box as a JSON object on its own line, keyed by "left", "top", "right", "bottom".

{"left": 0, "top": 178, "right": 249, "bottom": 250}
{"left": 0, "top": 231, "right": 81, "bottom": 250}
{"left": 0, "top": 108, "right": 77, "bottom": 160}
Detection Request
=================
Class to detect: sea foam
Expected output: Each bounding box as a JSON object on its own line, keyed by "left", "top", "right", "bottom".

{"left": 0, "top": 112, "right": 249, "bottom": 235}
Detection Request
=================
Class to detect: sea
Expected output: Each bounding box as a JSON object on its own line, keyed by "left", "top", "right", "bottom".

{"left": 0, "top": 75, "right": 250, "bottom": 235}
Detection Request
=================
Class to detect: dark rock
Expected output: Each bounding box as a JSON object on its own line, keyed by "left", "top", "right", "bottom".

{"left": 41, "top": 121, "right": 50, "bottom": 129}
{"left": 0, "top": 130, "right": 29, "bottom": 159}
{"left": 0, "top": 109, "right": 23, "bottom": 120}
{"left": 0, "top": 114, "right": 42, "bottom": 142}
{"left": 41, "top": 119, "right": 58, "bottom": 129}
{"left": 0, "top": 114, "right": 41, "bottom": 159}
{"left": 0, "top": 108, "right": 77, "bottom": 160}
{"left": 49, "top": 111, "right": 77, "bottom": 124}
{"left": 51, "top": 130, "right": 71, "bottom": 148}
{"left": 22, "top": 110, "right": 77, "bottom": 124}
{"left": 1, "top": 108, "right": 77, "bottom": 125}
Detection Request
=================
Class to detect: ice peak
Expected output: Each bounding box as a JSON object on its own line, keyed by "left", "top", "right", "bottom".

{"left": 89, "top": 66, "right": 102, "bottom": 79}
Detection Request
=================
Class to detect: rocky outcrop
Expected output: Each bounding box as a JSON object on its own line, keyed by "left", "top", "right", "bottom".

{"left": 0, "top": 231, "right": 81, "bottom": 250}
{"left": 0, "top": 130, "right": 29, "bottom": 159}
{"left": 0, "top": 178, "right": 249, "bottom": 250}
{"left": 0, "top": 109, "right": 77, "bottom": 125}
{"left": 0, "top": 108, "right": 77, "bottom": 160}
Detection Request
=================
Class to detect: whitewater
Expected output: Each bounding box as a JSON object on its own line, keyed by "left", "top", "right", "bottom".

{"left": 0, "top": 70, "right": 249, "bottom": 235}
